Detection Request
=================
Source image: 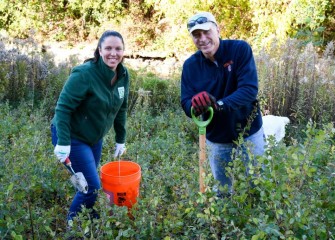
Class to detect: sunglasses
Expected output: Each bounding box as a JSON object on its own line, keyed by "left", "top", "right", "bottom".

{"left": 187, "top": 17, "right": 215, "bottom": 30}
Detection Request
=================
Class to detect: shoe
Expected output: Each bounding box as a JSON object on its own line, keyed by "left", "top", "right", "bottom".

{"left": 65, "top": 222, "right": 74, "bottom": 240}
{"left": 67, "top": 219, "right": 73, "bottom": 229}
{"left": 213, "top": 184, "right": 232, "bottom": 199}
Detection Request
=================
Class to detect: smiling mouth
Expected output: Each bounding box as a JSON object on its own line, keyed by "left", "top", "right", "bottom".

{"left": 200, "top": 41, "right": 211, "bottom": 47}
{"left": 108, "top": 58, "right": 118, "bottom": 62}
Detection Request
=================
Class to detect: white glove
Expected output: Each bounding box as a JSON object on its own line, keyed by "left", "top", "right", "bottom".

{"left": 54, "top": 145, "right": 71, "bottom": 163}
{"left": 113, "top": 143, "right": 126, "bottom": 158}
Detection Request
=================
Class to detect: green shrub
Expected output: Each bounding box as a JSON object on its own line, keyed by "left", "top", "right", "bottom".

{"left": 1, "top": 99, "right": 334, "bottom": 239}
{"left": 127, "top": 70, "right": 180, "bottom": 115}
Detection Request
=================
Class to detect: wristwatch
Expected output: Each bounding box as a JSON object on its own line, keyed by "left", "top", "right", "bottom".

{"left": 217, "top": 100, "right": 224, "bottom": 111}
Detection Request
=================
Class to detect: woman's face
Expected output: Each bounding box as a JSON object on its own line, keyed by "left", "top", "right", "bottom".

{"left": 99, "top": 36, "right": 124, "bottom": 71}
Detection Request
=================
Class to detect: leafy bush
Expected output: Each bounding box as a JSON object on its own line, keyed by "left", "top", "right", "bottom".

{"left": 0, "top": 102, "right": 69, "bottom": 239}
{"left": 127, "top": 70, "right": 180, "bottom": 115}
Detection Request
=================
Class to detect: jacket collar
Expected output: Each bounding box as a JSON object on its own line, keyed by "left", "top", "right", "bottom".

{"left": 214, "top": 38, "right": 223, "bottom": 63}
{"left": 197, "top": 38, "right": 223, "bottom": 65}
{"left": 98, "top": 57, "right": 127, "bottom": 82}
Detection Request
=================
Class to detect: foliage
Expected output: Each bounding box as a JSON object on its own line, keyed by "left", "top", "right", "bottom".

{"left": 249, "top": 0, "right": 292, "bottom": 47}
{"left": 134, "top": 72, "right": 180, "bottom": 114}
{"left": 1, "top": 33, "right": 335, "bottom": 239}
{"left": 0, "top": 34, "right": 73, "bottom": 114}
{"left": 1, "top": 95, "right": 335, "bottom": 239}
{"left": 0, "top": 0, "right": 127, "bottom": 42}
{"left": 210, "top": 0, "right": 253, "bottom": 40}
{"left": 249, "top": 0, "right": 333, "bottom": 49}
{"left": 1, "top": 0, "right": 335, "bottom": 56}
{"left": 0, "top": 102, "right": 69, "bottom": 239}
{"left": 290, "top": 0, "right": 330, "bottom": 47}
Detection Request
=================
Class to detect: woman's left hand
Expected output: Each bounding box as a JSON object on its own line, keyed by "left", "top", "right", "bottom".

{"left": 113, "top": 143, "right": 126, "bottom": 158}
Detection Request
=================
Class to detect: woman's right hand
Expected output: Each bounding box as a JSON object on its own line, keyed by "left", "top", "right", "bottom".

{"left": 54, "top": 145, "right": 71, "bottom": 163}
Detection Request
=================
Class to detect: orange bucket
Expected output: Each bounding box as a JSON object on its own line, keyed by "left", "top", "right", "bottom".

{"left": 100, "top": 161, "right": 141, "bottom": 208}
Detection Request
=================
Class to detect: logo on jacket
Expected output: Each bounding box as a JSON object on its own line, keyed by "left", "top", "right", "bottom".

{"left": 118, "top": 87, "right": 125, "bottom": 99}
{"left": 223, "top": 60, "right": 233, "bottom": 72}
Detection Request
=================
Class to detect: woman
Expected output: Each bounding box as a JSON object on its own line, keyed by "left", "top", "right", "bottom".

{"left": 51, "top": 30, "right": 129, "bottom": 223}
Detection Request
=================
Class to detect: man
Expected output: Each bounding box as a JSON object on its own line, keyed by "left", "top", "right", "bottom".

{"left": 180, "top": 12, "right": 265, "bottom": 195}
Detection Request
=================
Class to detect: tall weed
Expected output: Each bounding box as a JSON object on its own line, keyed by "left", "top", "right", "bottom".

{"left": 256, "top": 39, "right": 335, "bottom": 126}
{"left": 0, "top": 34, "right": 75, "bottom": 113}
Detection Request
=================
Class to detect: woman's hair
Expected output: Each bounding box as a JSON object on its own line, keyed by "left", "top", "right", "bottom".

{"left": 84, "top": 30, "right": 125, "bottom": 63}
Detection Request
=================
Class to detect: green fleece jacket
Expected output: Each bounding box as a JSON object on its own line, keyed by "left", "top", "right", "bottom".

{"left": 52, "top": 57, "right": 129, "bottom": 146}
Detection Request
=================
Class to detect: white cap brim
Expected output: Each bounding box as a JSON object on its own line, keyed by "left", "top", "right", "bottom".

{"left": 188, "top": 22, "right": 213, "bottom": 34}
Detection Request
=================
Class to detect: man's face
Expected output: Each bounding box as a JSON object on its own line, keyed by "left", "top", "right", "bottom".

{"left": 191, "top": 24, "right": 220, "bottom": 60}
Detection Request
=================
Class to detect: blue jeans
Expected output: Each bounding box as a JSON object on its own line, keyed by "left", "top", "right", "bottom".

{"left": 51, "top": 125, "right": 102, "bottom": 221}
{"left": 206, "top": 127, "right": 265, "bottom": 191}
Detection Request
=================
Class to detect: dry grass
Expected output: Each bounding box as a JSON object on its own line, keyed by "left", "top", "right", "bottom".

{"left": 1, "top": 34, "right": 335, "bottom": 126}
{"left": 256, "top": 39, "right": 335, "bottom": 125}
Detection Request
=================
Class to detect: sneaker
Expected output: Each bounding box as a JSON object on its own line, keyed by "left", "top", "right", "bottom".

{"left": 213, "top": 185, "right": 233, "bottom": 199}
{"left": 67, "top": 219, "right": 73, "bottom": 229}
{"left": 65, "top": 220, "right": 75, "bottom": 240}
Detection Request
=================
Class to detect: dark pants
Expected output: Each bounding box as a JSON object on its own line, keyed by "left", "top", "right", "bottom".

{"left": 51, "top": 125, "right": 102, "bottom": 221}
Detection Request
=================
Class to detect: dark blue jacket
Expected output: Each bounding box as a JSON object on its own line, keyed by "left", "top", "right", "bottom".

{"left": 181, "top": 39, "right": 262, "bottom": 143}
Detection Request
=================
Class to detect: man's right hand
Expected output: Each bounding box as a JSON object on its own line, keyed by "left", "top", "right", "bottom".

{"left": 54, "top": 145, "right": 71, "bottom": 163}
{"left": 191, "top": 91, "right": 217, "bottom": 115}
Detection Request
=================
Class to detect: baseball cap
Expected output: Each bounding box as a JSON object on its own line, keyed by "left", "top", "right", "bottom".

{"left": 187, "top": 12, "right": 217, "bottom": 33}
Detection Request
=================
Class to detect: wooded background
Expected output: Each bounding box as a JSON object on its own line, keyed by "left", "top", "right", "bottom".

{"left": 1, "top": 0, "right": 334, "bottom": 58}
